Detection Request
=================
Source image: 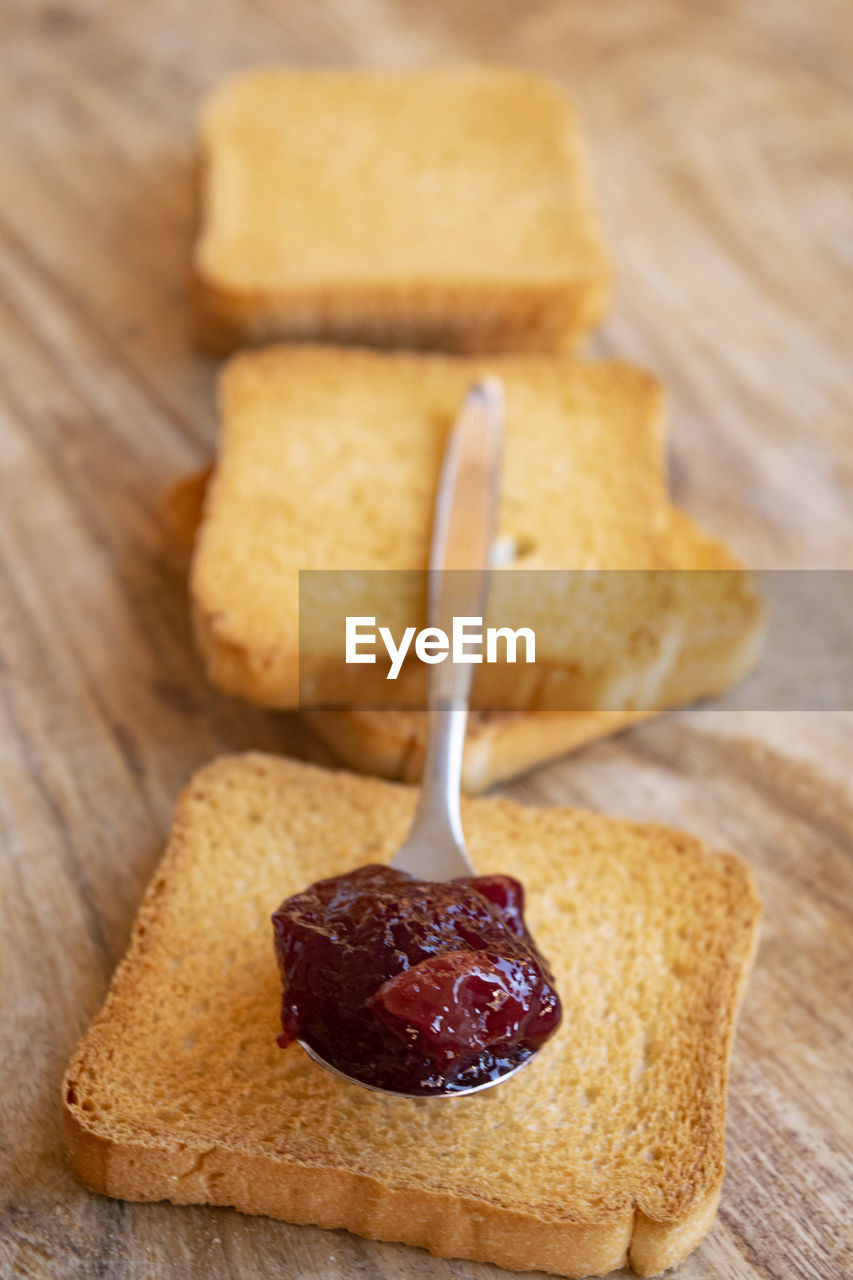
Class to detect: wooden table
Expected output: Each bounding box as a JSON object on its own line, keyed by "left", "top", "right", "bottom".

{"left": 1, "top": 2, "right": 851, "bottom": 1277}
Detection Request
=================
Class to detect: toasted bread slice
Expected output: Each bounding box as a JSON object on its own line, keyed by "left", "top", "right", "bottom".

{"left": 63, "top": 755, "right": 760, "bottom": 1278}
{"left": 190, "top": 345, "right": 676, "bottom": 709}
{"left": 194, "top": 68, "right": 611, "bottom": 354}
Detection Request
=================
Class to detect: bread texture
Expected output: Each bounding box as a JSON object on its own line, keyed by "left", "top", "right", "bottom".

{"left": 63, "top": 754, "right": 761, "bottom": 1277}
{"left": 194, "top": 67, "right": 611, "bottom": 355}
{"left": 190, "top": 344, "right": 676, "bottom": 709}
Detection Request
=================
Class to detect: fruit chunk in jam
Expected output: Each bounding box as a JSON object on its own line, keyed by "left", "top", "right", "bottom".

{"left": 271, "top": 864, "right": 562, "bottom": 1095}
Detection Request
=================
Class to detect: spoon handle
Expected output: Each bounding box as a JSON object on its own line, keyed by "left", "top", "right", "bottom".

{"left": 393, "top": 379, "right": 505, "bottom": 879}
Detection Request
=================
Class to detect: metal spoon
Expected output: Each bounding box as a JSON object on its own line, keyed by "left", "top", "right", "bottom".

{"left": 301, "top": 378, "right": 542, "bottom": 1098}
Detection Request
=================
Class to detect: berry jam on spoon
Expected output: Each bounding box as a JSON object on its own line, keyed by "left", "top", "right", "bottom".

{"left": 272, "top": 379, "right": 562, "bottom": 1097}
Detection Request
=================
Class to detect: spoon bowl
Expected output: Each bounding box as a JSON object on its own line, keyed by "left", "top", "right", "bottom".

{"left": 299, "top": 1038, "right": 535, "bottom": 1099}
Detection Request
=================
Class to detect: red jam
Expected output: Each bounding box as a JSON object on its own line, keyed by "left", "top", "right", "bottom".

{"left": 271, "top": 864, "right": 562, "bottom": 1095}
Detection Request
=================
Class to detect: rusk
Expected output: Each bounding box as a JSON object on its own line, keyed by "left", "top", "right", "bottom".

{"left": 194, "top": 67, "right": 611, "bottom": 354}
{"left": 188, "top": 344, "right": 761, "bottom": 721}
{"left": 63, "top": 754, "right": 761, "bottom": 1277}
{"left": 190, "top": 344, "right": 674, "bottom": 710}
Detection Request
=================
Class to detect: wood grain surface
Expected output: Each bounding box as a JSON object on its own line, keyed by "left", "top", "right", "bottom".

{"left": 0, "top": 2, "right": 851, "bottom": 1278}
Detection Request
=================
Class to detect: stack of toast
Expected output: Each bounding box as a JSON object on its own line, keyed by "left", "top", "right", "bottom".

{"left": 166, "top": 345, "right": 761, "bottom": 790}
{"left": 64, "top": 67, "right": 763, "bottom": 1278}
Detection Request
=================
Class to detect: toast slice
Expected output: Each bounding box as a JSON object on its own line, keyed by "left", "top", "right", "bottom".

{"left": 63, "top": 754, "right": 761, "bottom": 1278}
{"left": 194, "top": 67, "right": 611, "bottom": 355}
{"left": 190, "top": 344, "right": 678, "bottom": 709}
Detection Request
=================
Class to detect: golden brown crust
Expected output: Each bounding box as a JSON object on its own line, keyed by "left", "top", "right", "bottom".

{"left": 193, "top": 273, "right": 611, "bottom": 357}
{"left": 630, "top": 1187, "right": 722, "bottom": 1276}
{"left": 191, "top": 595, "right": 301, "bottom": 707}
{"left": 62, "top": 1108, "right": 633, "bottom": 1278}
